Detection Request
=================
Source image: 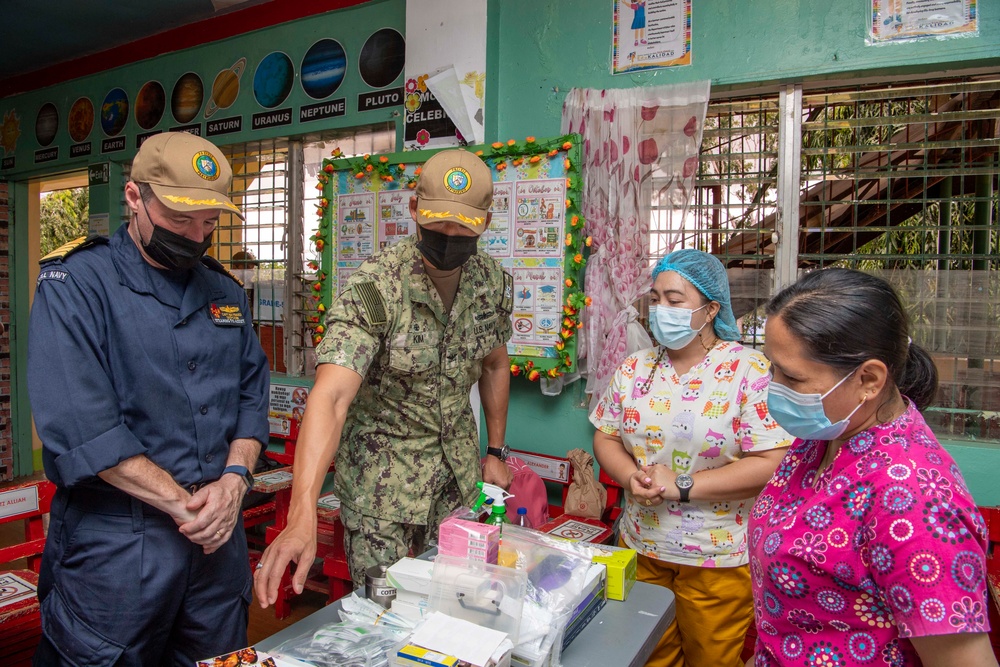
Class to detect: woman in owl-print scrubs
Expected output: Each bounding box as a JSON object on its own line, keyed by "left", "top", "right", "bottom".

{"left": 748, "top": 269, "right": 995, "bottom": 667}
{"left": 591, "top": 249, "right": 793, "bottom": 667}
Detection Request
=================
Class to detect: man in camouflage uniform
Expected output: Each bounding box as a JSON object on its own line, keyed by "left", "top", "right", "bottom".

{"left": 255, "top": 149, "right": 514, "bottom": 599}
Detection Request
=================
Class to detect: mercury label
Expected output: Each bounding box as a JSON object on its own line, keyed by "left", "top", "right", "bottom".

{"left": 101, "top": 136, "right": 126, "bottom": 153}
{"left": 35, "top": 147, "right": 59, "bottom": 163}
{"left": 299, "top": 100, "right": 345, "bottom": 123}
{"left": 207, "top": 116, "right": 243, "bottom": 136}
{"left": 253, "top": 108, "right": 292, "bottom": 130}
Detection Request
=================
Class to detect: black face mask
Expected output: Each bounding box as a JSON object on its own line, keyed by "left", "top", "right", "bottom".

{"left": 139, "top": 199, "right": 213, "bottom": 271}
{"left": 416, "top": 226, "right": 478, "bottom": 270}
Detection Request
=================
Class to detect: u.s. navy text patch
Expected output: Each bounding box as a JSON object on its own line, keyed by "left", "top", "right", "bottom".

{"left": 37, "top": 269, "right": 68, "bottom": 285}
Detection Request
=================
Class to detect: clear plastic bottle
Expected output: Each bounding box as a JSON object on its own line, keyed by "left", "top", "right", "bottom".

{"left": 515, "top": 506, "right": 533, "bottom": 529}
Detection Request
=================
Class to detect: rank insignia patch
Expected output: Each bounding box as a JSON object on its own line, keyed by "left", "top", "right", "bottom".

{"left": 209, "top": 303, "right": 245, "bottom": 326}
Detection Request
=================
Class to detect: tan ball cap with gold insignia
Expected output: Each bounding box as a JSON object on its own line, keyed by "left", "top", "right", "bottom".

{"left": 415, "top": 149, "right": 493, "bottom": 234}
{"left": 130, "top": 131, "right": 244, "bottom": 220}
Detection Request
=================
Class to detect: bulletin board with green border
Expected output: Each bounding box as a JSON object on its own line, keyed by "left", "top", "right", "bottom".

{"left": 308, "top": 134, "right": 590, "bottom": 381}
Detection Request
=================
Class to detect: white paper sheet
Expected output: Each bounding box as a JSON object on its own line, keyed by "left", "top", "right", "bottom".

{"left": 410, "top": 611, "right": 508, "bottom": 666}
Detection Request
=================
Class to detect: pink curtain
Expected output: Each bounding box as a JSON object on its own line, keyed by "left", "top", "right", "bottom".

{"left": 561, "top": 82, "right": 710, "bottom": 410}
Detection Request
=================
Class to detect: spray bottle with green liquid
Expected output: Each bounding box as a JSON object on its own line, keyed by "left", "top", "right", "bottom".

{"left": 471, "top": 481, "right": 515, "bottom": 526}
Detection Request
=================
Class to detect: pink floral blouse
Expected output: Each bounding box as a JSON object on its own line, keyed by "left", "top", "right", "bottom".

{"left": 749, "top": 402, "right": 991, "bottom": 666}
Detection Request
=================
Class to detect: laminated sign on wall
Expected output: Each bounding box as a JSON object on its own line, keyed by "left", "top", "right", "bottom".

{"left": 311, "top": 135, "right": 587, "bottom": 381}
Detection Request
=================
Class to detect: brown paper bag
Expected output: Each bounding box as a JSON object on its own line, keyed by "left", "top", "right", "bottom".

{"left": 564, "top": 448, "right": 607, "bottom": 520}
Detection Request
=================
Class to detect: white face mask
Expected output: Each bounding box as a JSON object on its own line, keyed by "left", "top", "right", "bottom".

{"left": 766, "top": 369, "right": 865, "bottom": 441}
{"left": 649, "top": 304, "right": 709, "bottom": 350}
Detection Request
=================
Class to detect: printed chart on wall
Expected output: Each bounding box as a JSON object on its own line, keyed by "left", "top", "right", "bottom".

{"left": 320, "top": 135, "right": 586, "bottom": 378}
{"left": 484, "top": 179, "right": 567, "bottom": 354}
{"left": 869, "top": 0, "right": 977, "bottom": 43}
{"left": 612, "top": 0, "right": 692, "bottom": 74}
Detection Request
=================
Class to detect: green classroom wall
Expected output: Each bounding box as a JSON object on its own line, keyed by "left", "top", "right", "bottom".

{"left": 487, "top": 0, "right": 1000, "bottom": 504}
{"left": 3, "top": 0, "right": 1000, "bottom": 502}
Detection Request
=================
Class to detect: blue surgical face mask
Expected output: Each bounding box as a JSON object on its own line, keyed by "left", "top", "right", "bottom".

{"left": 649, "top": 303, "right": 709, "bottom": 350}
{"left": 766, "top": 369, "right": 865, "bottom": 441}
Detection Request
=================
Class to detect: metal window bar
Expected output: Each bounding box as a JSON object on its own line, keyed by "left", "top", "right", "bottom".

{"left": 218, "top": 138, "right": 290, "bottom": 374}
{"left": 647, "top": 77, "right": 999, "bottom": 444}
{"left": 794, "top": 78, "right": 1000, "bottom": 443}
{"left": 215, "top": 124, "right": 395, "bottom": 377}
{"left": 648, "top": 95, "right": 781, "bottom": 348}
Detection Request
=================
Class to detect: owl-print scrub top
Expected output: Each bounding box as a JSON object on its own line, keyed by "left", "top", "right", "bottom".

{"left": 748, "top": 401, "right": 991, "bottom": 667}
{"left": 590, "top": 342, "right": 794, "bottom": 567}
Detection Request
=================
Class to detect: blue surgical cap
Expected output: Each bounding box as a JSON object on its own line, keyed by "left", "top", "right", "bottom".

{"left": 652, "top": 249, "right": 741, "bottom": 341}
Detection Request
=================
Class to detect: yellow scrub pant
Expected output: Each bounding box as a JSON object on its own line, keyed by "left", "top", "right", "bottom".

{"left": 635, "top": 550, "right": 753, "bottom": 667}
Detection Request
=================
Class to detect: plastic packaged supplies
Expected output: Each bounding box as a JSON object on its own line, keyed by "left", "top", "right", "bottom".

{"left": 269, "top": 593, "right": 416, "bottom": 667}
{"left": 497, "top": 525, "right": 597, "bottom": 667}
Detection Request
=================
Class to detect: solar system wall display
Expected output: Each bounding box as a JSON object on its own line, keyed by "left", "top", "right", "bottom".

{"left": 312, "top": 136, "right": 589, "bottom": 381}
{"left": 0, "top": 10, "right": 408, "bottom": 174}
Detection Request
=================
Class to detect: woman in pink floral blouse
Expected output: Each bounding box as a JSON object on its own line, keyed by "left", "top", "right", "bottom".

{"left": 749, "top": 269, "right": 996, "bottom": 667}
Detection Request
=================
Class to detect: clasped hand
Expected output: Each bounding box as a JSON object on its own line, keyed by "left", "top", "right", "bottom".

{"left": 628, "top": 464, "right": 677, "bottom": 508}
{"left": 177, "top": 475, "right": 245, "bottom": 554}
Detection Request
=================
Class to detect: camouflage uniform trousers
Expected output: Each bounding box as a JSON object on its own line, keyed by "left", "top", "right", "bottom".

{"left": 341, "top": 477, "right": 464, "bottom": 587}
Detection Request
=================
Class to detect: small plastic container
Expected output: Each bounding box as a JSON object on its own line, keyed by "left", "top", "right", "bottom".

{"left": 515, "top": 507, "right": 533, "bottom": 529}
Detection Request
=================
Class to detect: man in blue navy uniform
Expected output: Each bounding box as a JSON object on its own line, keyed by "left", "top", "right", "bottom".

{"left": 27, "top": 132, "right": 270, "bottom": 665}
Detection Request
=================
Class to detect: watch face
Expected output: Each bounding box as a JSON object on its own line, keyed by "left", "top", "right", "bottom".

{"left": 676, "top": 474, "right": 694, "bottom": 489}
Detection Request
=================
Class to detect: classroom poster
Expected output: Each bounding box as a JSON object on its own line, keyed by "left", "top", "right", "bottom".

{"left": 404, "top": 0, "right": 487, "bottom": 149}
{"left": 613, "top": 0, "right": 692, "bottom": 74}
{"left": 869, "top": 0, "right": 977, "bottom": 43}
{"left": 377, "top": 189, "right": 413, "bottom": 249}
{"left": 321, "top": 135, "right": 584, "bottom": 378}
{"left": 480, "top": 181, "right": 513, "bottom": 258}
{"left": 268, "top": 383, "right": 310, "bottom": 436}
{"left": 337, "top": 192, "right": 376, "bottom": 261}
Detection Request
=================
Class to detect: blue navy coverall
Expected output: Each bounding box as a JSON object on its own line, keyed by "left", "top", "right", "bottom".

{"left": 27, "top": 224, "right": 270, "bottom": 666}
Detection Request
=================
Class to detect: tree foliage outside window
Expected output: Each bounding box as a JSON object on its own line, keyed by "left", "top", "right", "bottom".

{"left": 40, "top": 187, "right": 89, "bottom": 256}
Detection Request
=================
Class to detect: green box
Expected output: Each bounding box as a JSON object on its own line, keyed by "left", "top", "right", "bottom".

{"left": 591, "top": 547, "right": 637, "bottom": 601}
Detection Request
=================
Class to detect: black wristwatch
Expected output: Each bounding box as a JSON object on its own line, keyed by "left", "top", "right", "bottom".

{"left": 486, "top": 444, "right": 510, "bottom": 462}
{"left": 675, "top": 473, "right": 694, "bottom": 502}
{"left": 222, "top": 465, "right": 254, "bottom": 492}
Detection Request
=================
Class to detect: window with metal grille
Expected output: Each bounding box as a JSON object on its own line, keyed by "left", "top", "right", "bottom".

{"left": 647, "top": 78, "right": 1000, "bottom": 445}
{"left": 794, "top": 79, "right": 1000, "bottom": 444}
{"left": 217, "top": 123, "right": 395, "bottom": 377}
{"left": 649, "top": 95, "right": 780, "bottom": 347}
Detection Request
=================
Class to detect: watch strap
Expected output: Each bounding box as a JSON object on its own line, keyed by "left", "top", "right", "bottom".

{"left": 678, "top": 484, "right": 691, "bottom": 502}
{"left": 222, "top": 464, "right": 254, "bottom": 490}
{"left": 486, "top": 446, "right": 508, "bottom": 461}
{"left": 676, "top": 474, "right": 693, "bottom": 502}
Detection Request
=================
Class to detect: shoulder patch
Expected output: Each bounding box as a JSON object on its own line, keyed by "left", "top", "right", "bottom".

{"left": 39, "top": 234, "right": 108, "bottom": 265}
{"left": 200, "top": 255, "right": 244, "bottom": 287}
{"left": 353, "top": 281, "right": 387, "bottom": 326}
{"left": 499, "top": 271, "right": 514, "bottom": 314}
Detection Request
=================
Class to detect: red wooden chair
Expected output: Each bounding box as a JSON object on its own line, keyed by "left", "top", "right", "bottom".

{"left": 0, "top": 478, "right": 55, "bottom": 667}
{"left": 980, "top": 506, "right": 1000, "bottom": 660}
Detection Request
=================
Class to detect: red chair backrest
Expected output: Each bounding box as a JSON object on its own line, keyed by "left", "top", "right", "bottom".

{"left": 0, "top": 479, "right": 55, "bottom": 573}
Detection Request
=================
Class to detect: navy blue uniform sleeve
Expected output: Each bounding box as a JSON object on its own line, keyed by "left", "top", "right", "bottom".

{"left": 234, "top": 285, "right": 271, "bottom": 446}
{"left": 27, "top": 267, "right": 148, "bottom": 486}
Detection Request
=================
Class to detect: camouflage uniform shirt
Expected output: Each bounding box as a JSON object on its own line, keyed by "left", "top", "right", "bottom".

{"left": 316, "top": 236, "right": 513, "bottom": 524}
